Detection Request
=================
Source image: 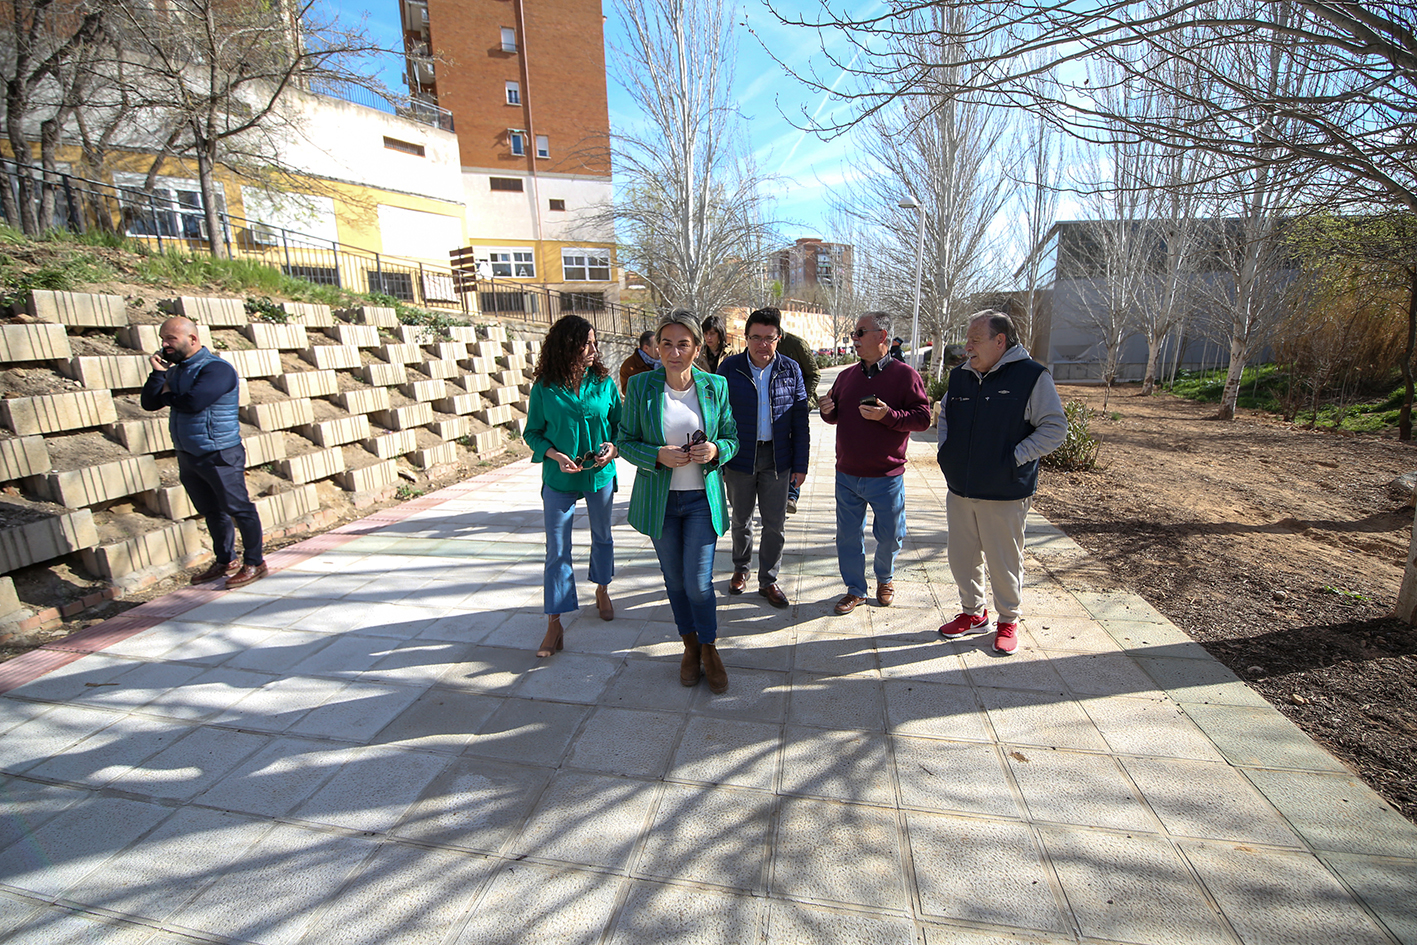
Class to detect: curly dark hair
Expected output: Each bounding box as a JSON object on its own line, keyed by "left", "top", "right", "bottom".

{"left": 532, "top": 315, "right": 608, "bottom": 389}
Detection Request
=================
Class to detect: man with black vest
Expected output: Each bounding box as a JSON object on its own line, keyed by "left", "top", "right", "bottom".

{"left": 142, "top": 316, "right": 267, "bottom": 589}
{"left": 936, "top": 311, "right": 1065, "bottom": 654}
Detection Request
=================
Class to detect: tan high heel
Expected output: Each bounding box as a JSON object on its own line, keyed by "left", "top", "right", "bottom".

{"left": 537, "top": 616, "right": 564, "bottom": 658}
{"left": 596, "top": 584, "right": 614, "bottom": 621}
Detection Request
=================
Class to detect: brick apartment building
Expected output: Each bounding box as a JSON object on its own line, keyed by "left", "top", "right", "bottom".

{"left": 773, "top": 237, "right": 852, "bottom": 306}
{"left": 401, "top": 0, "right": 620, "bottom": 308}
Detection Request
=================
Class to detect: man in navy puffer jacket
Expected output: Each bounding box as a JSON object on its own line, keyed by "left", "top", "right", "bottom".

{"left": 142, "top": 316, "right": 266, "bottom": 588}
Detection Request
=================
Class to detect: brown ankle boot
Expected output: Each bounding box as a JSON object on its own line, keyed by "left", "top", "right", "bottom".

{"left": 700, "top": 643, "right": 728, "bottom": 694}
{"left": 680, "top": 634, "right": 701, "bottom": 687}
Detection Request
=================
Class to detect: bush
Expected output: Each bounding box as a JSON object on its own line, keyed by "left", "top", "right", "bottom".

{"left": 927, "top": 375, "right": 948, "bottom": 403}
{"left": 1041, "top": 400, "right": 1101, "bottom": 471}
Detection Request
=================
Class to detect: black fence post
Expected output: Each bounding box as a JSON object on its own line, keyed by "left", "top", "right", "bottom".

{"left": 281, "top": 228, "right": 291, "bottom": 275}
{"left": 62, "top": 174, "right": 80, "bottom": 233}
{"left": 149, "top": 193, "right": 164, "bottom": 253}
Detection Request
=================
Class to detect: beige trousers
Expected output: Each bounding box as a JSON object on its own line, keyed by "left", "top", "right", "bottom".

{"left": 945, "top": 491, "right": 1031, "bottom": 622}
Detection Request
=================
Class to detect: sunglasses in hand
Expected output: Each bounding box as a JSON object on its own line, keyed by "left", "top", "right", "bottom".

{"left": 681, "top": 430, "right": 707, "bottom": 452}
{"left": 576, "top": 443, "right": 612, "bottom": 467}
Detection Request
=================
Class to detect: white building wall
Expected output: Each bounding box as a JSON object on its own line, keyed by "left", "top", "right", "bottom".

{"left": 462, "top": 169, "right": 613, "bottom": 242}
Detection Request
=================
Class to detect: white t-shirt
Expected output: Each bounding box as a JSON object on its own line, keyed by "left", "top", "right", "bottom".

{"left": 662, "top": 383, "right": 706, "bottom": 492}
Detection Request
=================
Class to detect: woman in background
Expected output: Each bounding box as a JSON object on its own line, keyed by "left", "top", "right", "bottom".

{"left": 618, "top": 311, "right": 738, "bottom": 693}
{"left": 523, "top": 315, "right": 622, "bottom": 658}
{"left": 698, "top": 313, "right": 731, "bottom": 373}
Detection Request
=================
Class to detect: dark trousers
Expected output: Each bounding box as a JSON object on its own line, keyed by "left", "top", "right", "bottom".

{"left": 723, "top": 442, "right": 791, "bottom": 587}
{"left": 177, "top": 445, "right": 264, "bottom": 567}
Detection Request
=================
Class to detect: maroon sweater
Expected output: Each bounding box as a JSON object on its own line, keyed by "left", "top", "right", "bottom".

{"left": 823, "top": 358, "right": 931, "bottom": 477}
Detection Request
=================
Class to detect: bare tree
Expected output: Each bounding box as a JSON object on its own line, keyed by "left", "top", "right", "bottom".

{"left": 1008, "top": 102, "right": 1063, "bottom": 352}
{"left": 605, "top": 0, "right": 776, "bottom": 318}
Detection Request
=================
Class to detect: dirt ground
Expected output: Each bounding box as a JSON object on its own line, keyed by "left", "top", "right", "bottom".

{"left": 1033, "top": 383, "right": 1417, "bottom": 822}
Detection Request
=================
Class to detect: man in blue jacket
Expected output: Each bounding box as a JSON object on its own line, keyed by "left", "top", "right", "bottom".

{"left": 142, "top": 316, "right": 267, "bottom": 589}
{"left": 719, "top": 307, "right": 809, "bottom": 608}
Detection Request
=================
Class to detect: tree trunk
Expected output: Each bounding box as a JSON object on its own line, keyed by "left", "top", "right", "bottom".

{"left": 1396, "top": 502, "right": 1417, "bottom": 625}
{"left": 1141, "top": 330, "right": 1162, "bottom": 395}
{"left": 194, "top": 141, "right": 226, "bottom": 259}
{"left": 1400, "top": 266, "right": 1415, "bottom": 442}
{"left": 1215, "top": 335, "right": 1248, "bottom": 421}
{"left": 5, "top": 83, "right": 39, "bottom": 236}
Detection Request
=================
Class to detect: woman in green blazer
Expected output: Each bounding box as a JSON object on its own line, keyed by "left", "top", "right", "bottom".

{"left": 618, "top": 310, "right": 739, "bottom": 693}
{"left": 523, "top": 315, "right": 622, "bottom": 659}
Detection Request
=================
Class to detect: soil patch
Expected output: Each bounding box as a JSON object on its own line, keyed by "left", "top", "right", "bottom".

{"left": 1032, "top": 383, "right": 1417, "bottom": 822}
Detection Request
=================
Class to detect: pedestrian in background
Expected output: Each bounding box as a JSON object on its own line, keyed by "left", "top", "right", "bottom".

{"left": 618, "top": 329, "right": 658, "bottom": 393}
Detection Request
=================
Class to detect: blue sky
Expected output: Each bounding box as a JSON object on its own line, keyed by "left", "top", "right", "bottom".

{"left": 334, "top": 0, "right": 863, "bottom": 240}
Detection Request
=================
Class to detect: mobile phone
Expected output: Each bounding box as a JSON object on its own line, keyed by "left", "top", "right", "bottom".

{"left": 859, "top": 395, "right": 879, "bottom": 406}
{"left": 154, "top": 348, "right": 174, "bottom": 365}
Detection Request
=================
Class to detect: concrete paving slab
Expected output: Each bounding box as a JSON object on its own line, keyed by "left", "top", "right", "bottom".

{"left": 1, "top": 402, "right": 1413, "bottom": 944}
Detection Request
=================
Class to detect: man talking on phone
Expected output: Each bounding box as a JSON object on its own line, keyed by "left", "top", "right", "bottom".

{"left": 819, "top": 311, "right": 929, "bottom": 615}
{"left": 141, "top": 316, "right": 267, "bottom": 589}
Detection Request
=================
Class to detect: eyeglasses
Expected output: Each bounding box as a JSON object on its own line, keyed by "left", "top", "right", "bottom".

{"left": 681, "top": 429, "right": 707, "bottom": 452}
{"left": 851, "top": 327, "right": 884, "bottom": 339}
{"left": 577, "top": 443, "right": 611, "bottom": 467}
{"left": 746, "top": 334, "right": 779, "bottom": 345}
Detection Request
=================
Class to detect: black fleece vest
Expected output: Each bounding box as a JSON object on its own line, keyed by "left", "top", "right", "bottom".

{"left": 938, "top": 357, "right": 1047, "bottom": 501}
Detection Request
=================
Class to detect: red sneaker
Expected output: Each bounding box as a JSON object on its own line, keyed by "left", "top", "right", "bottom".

{"left": 939, "top": 610, "right": 992, "bottom": 638}
{"left": 993, "top": 622, "right": 1018, "bottom": 654}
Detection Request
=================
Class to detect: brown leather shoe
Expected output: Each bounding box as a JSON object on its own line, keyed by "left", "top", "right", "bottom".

{"left": 680, "top": 634, "right": 701, "bottom": 687}
{"left": 728, "top": 567, "right": 749, "bottom": 594}
{"left": 225, "top": 563, "right": 268, "bottom": 589}
{"left": 191, "top": 560, "right": 238, "bottom": 584}
{"left": 759, "top": 584, "right": 789, "bottom": 609}
{"left": 595, "top": 584, "right": 614, "bottom": 621}
{"left": 833, "top": 593, "right": 867, "bottom": 615}
{"left": 700, "top": 643, "right": 729, "bottom": 694}
{"left": 877, "top": 581, "right": 895, "bottom": 606}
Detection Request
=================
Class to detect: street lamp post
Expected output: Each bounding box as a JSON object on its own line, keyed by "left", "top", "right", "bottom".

{"left": 898, "top": 195, "right": 926, "bottom": 373}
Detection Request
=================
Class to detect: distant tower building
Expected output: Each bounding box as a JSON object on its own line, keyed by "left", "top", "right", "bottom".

{"left": 401, "top": 0, "right": 619, "bottom": 304}
{"left": 774, "top": 237, "right": 852, "bottom": 304}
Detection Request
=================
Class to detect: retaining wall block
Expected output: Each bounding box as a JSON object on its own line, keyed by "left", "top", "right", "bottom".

{"left": 0, "top": 436, "right": 51, "bottom": 481}
{"left": 81, "top": 519, "right": 202, "bottom": 580}
{"left": 502, "top": 353, "right": 529, "bottom": 371}
{"left": 421, "top": 359, "right": 460, "bottom": 380}
{"left": 242, "top": 430, "right": 287, "bottom": 467}
{"left": 363, "top": 428, "right": 416, "bottom": 459}
{"left": 297, "top": 414, "right": 371, "bottom": 448}
{"left": 141, "top": 485, "right": 196, "bottom": 520}
{"left": 475, "top": 404, "right": 514, "bottom": 426}
{"left": 377, "top": 343, "right": 422, "bottom": 365}
{"left": 343, "top": 305, "right": 398, "bottom": 328}
{"left": 116, "top": 324, "right": 213, "bottom": 353}
{"left": 338, "top": 459, "right": 397, "bottom": 493}
{"left": 399, "top": 379, "right": 447, "bottom": 402}
{"left": 27, "top": 454, "right": 160, "bottom": 508}
{"left": 471, "top": 429, "right": 502, "bottom": 453}
{"left": 492, "top": 370, "right": 521, "bottom": 388}
{"left": 104, "top": 418, "right": 173, "bottom": 455}
{"left": 0, "top": 576, "right": 21, "bottom": 618}
{"left": 424, "top": 342, "right": 468, "bottom": 362}
{"left": 26, "top": 290, "right": 126, "bottom": 328}
{"left": 428, "top": 417, "right": 469, "bottom": 441}
{"left": 60, "top": 355, "right": 152, "bottom": 390}
{"left": 448, "top": 326, "right": 479, "bottom": 342}
{"left": 0, "top": 389, "right": 117, "bottom": 435}
{"left": 395, "top": 325, "right": 437, "bottom": 345}
{"left": 409, "top": 441, "right": 457, "bottom": 469}
{"left": 0, "top": 509, "right": 98, "bottom": 572}
{"left": 370, "top": 402, "right": 433, "bottom": 431}
{"left": 274, "top": 370, "right": 339, "bottom": 399}
{"left": 255, "top": 484, "right": 319, "bottom": 531}
{"left": 216, "top": 348, "right": 281, "bottom": 379}
{"left": 472, "top": 341, "right": 502, "bottom": 359}
{"left": 361, "top": 361, "right": 407, "bottom": 386}
{"left": 488, "top": 386, "right": 522, "bottom": 407}
{"left": 462, "top": 356, "right": 498, "bottom": 375}
{"left": 452, "top": 373, "right": 493, "bottom": 394}
{"left": 481, "top": 325, "right": 508, "bottom": 342}
{"left": 300, "top": 345, "right": 361, "bottom": 371}
{"left": 242, "top": 323, "right": 309, "bottom": 350}
{"left": 240, "top": 398, "right": 314, "bottom": 432}
{"left": 433, "top": 393, "right": 483, "bottom": 416}
{"left": 333, "top": 387, "right": 392, "bottom": 415}
{"left": 328, "top": 324, "right": 381, "bottom": 348}
{"left": 174, "top": 296, "right": 247, "bottom": 327}
{"left": 0, "top": 323, "right": 71, "bottom": 362}
{"left": 282, "top": 302, "right": 335, "bottom": 328}
{"left": 277, "top": 446, "right": 345, "bottom": 485}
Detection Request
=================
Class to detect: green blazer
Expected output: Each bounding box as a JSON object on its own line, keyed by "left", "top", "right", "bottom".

{"left": 618, "top": 368, "right": 739, "bottom": 539}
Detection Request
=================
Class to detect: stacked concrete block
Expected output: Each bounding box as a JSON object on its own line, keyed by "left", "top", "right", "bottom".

{"left": 0, "top": 509, "right": 98, "bottom": 572}
{"left": 241, "top": 398, "right": 314, "bottom": 432}
{"left": 274, "top": 370, "right": 339, "bottom": 399}
{"left": 216, "top": 348, "right": 282, "bottom": 379}
{"left": 448, "top": 326, "right": 478, "bottom": 342}
{"left": 395, "top": 325, "right": 438, "bottom": 345}
{"left": 502, "top": 352, "right": 530, "bottom": 371}
{"left": 377, "top": 343, "right": 422, "bottom": 365}
{"left": 469, "top": 429, "right": 502, "bottom": 453}
{"left": 255, "top": 484, "right": 319, "bottom": 531}
{"left": 175, "top": 296, "right": 247, "bottom": 327}
{"left": 81, "top": 519, "right": 202, "bottom": 581}
{"left": 282, "top": 302, "right": 335, "bottom": 328}
{"left": 424, "top": 342, "right": 468, "bottom": 362}
{"left": 0, "top": 323, "right": 71, "bottom": 361}
{"left": 492, "top": 369, "right": 522, "bottom": 388}
{"left": 242, "top": 431, "right": 287, "bottom": 467}
{"left": 371, "top": 402, "right": 433, "bottom": 431}
{"left": 344, "top": 306, "right": 398, "bottom": 328}
{"left": 472, "top": 341, "right": 502, "bottom": 360}
{"left": 399, "top": 380, "right": 447, "bottom": 402}
{"left": 27, "top": 455, "right": 160, "bottom": 508}
{"left": 242, "top": 323, "right": 309, "bottom": 350}
{"left": 434, "top": 392, "right": 482, "bottom": 416}
{"left": 237, "top": 378, "right": 251, "bottom": 407}
{"left": 116, "top": 324, "right": 213, "bottom": 353}
{"left": 104, "top": 418, "right": 173, "bottom": 455}
{"left": 27, "top": 290, "right": 126, "bottom": 328}
{"left": 0, "top": 577, "right": 23, "bottom": 621}
{"left": 141, "top": 485, "right": 196, "bottom": 521}
{"left": 0, "top": 436, "right": 51, "bottom": 481}
{"left": 298, "top": 415, "right": 371, "bottom": 448}
{"left": 277, "top": 446, "right": 345, "bottom": 486}
{"left": 428, "top": 416, "right": 470, "bottom": 441}
{"left": 487, "top": 386, "right": 522, "bottom": 407}
{"left": 328, "top": 324, "right": 381, "bottom": 348}
{"left": 462, "top": 356, "right": 498, "bottom": 375}
{"left": 338, "top": 458, "right": 398, "bottom": 493}
{"left": 451, "top": 373, "right": 493, "bottom": 394}
{"left": 1, "top": 390, "right": 117, "bottom": 435}
{"left": 60, "top": 355, "right": 152, "bottom": 390}
{"left": 363, "top": 428, "right": 415, "bottom": 459}
{"left": 362, "top": 362, "right": 407, "bottom": 386}
{"left": 421, "top": 359, "right": 460, "bottom": 380}
{"left": 300, "top": 344, "right": 362, "bottom": 371}
{"left": 410, "top": 441, "right": 457, "bottom": 469}
{"left": 475, "top": 404, "right": 515, "bottom": 426}
{"left": 332, "top": 387, "right": 392, "bottom": 416}
{"left": 482, "top": 325, "right": 509, "bottom": 343}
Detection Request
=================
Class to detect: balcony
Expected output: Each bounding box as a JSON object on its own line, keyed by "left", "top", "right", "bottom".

{"left": 310, "top": 81, "right": 454, "bottom": 133}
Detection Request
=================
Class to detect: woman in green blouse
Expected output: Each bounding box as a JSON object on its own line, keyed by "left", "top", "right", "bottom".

{"left": 523, "top": 315, "right": 623, "bottom": 659}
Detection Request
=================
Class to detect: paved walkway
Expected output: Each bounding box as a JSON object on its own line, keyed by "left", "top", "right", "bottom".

{"left": 1, "top": 411, "right": 1415, "bottom": 945}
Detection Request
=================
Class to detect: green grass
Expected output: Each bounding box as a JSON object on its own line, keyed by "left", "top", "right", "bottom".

{"left": 0, "top": 250, "right": 117, "bottom": 308}
{"left": 1165, "top": 364, "right": 1403, "bottom": 433}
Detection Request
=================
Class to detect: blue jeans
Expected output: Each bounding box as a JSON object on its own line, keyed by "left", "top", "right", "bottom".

{"left": 835, "top": 472, "right": 907, "bottom": 598}
{"left": 543, "top": 481, "right": 615, "bottom": 615}
{"left": 652, "top": 490, "right": 719, "bottom": 644}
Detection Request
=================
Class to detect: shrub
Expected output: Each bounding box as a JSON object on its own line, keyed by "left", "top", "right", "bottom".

{"left": 927, "top": 375, "right": 948, "bottom": 403}
{"left": 1041, "top": 400, "right": 1101, "bottom": 471}
{"left": 245, "top": 296, "right": 288, "bottom": 323}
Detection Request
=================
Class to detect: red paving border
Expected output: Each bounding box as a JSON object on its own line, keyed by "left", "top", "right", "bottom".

{"left": 0, "top": 459, "right": 535, "bottom": 695}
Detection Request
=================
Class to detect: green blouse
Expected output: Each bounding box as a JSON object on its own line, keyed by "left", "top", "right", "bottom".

{"left": 524, "top": 372, "right": 623, "bottom": 494}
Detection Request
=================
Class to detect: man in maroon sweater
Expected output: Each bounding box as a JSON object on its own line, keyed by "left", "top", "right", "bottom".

{"left": 820, "top": 312, "right": 931, "bottom": 614}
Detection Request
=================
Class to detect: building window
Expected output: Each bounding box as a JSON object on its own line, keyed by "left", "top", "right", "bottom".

{"left": 500, "top": 27, "right": 516, "bottom": 52}
{"left": 489, "top": 177, "right": 523, "bottom": 192}
{"left": 285, "top": 264, "right": 338, "bottom": 286}
{"left": 509, "top": 131, "right": 525, "bottom": 156}
{"left": 548, "top": 198, "right": 566, "bottom": 211}
{"left": 535, "top": 135, "right": 549, "bottom": 159}
{"left": 383, "top": 136, "right": 425, "bottom": 156}
{"left": 487, "top": 250, "right": 536, "bottom": 278}
{"left": 562, "top": 248, "right": 611, "bottom": 281}
{"left": 367, "top": 270, "right": 415, "bottom": 300}
{"left": 560, "top": 292, "right": 605, "bottom": 312}
{"left": 118, "top": 175, "right": 225, "bottom": 240}
{"left": 505, "top": 81, "right": 520, "bottom": 105}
